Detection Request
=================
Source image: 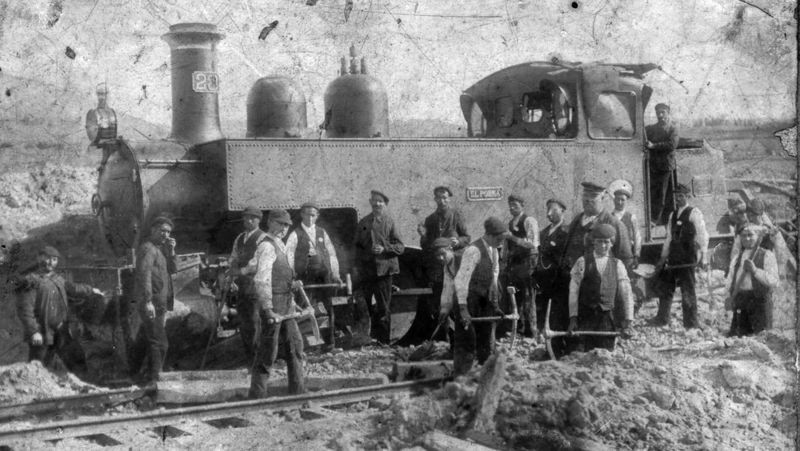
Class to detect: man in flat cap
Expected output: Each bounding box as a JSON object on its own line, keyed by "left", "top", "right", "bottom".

{"left": 453, "top": 217, "right": 508, "bottom": 372}
{"left": 418, "top": 186, "right": 470, "bottom": 338}
{"left": 651, "top": 184, "right": 708, "bottom": 328}
{"left": 226, "top": 206, "right": 267, "bottom": 361}
{"left": 534, "top": 198, "right": 570, "bottom": 357}
{"left": 726, "top": 223, "right": 779, "bottom": 337}
{"left": 503, "top": 194, "right": 539, "bottom": 337}
{"left": 716, "top": 197, "right": 747, "bottom": 235}
{"left": 133, "top": 215, "right": 177, "bottom": 384}
{"left": 15, "top": 245, "right": 104, "bottom": 373}
{"left": 354, "top": 190, "right": 405, "bottom": 344}
{"left": 249, "top": 209, "right": 307, "bottom": 398}
{"left": 286, "top": 201, "right": 342, "bottom": 349}
{"left": 567, "top": 224, "right": 634, "bottom": 351}
{"left": 645, "top": 103, "right": 680, "bottom": 224}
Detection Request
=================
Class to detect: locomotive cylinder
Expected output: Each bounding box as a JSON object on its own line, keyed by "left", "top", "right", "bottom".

{"left": 324, "top": 45, "right": 389, "bottom": 138}
{"left": 162, "top": 23, "right": 225, "bottom": 146}
{"left": 246, "top": 76, "right": 308, "bottom": 138}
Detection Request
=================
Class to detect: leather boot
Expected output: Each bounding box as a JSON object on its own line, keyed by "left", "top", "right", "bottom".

{"left": 249, "top": 371, "right": 269, "bottom": 399}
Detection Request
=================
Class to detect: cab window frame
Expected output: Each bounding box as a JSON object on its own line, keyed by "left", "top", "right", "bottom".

{"left": 585, "top": 90, "right": 638, "bottom": 141}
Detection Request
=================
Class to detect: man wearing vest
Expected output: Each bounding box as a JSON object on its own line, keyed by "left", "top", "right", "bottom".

{"left": 504, "top": 194, "right": 540, "bottom": 337}
{"left": 454, "top": 217, "right": 508, "bottom": 371}
{"left": 227, "top": 206, "right": 267, "bottom": 361}
{"left": 354, "top": 190, "right": 405, "bottom": 344}
{"left": 567, "top": 224, "right": 634, "bottom": 351}
{"left": 534, "top": 198, "right": 570, "bottom": 358}
{"left": 418, "top": 186, "right": 470, "bottom": 339}
{"left": 285, "top": 201, "right": 342, "bottom": 349}
{"left": 249, "top": 209, "right": 306, "bottom": 399}
{"left": 611, "top": 184, "right": 643, "bottom": 318}
{"left": 726, "top": 223, "right": 779, "bottom": 337}
{"left": 652, "top": 183, "right": 708, "bottom": 328}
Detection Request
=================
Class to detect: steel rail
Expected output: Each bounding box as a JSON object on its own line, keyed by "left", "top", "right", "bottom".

{"left": 0, "top": 387, "right": 152, "bottom": 421}
{"left": 0, "top": 377, "right": 450, "bottom": 443}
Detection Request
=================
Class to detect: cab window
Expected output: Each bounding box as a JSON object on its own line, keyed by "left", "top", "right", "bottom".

{"left": 586, "top": 91, "right": 636, "bottom": 139}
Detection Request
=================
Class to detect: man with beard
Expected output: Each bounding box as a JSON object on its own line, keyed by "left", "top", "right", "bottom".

{"left": 645, "top": 103, "right": 680, "bottom": 224}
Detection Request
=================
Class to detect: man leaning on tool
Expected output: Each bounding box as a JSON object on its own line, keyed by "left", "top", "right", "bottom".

{"left": 567, "top": 224, "right": 634, "bottom": 352}
{"left": 650, "top": 183, "right": 708, "bottom": 329}
{"left": 452, "top": 217, "right": 508, "bottom": 373}
{"left": 15, "top": 245, "right": 104, "bottom": 373}
{"left": 226, "top": 206, "right": 267, "bottom": 361}
{"left": 354, "top": 190, "right": 405, "bottom": 344}
{"left": 285, "top": 201, "right": 342, "bottom": 349}
{"left": 249, "top": 209, "right": 307, "bottom": 399}
{"left": 504, "top": 193, "right": 540, "bottom": 337}
{"left": 134, "top": 216, "right": 178, "bottom": 384}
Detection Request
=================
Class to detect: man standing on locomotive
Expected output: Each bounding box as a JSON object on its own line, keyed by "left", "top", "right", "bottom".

{"left": 354, "top": 190, "right": 405, "bottom": 344}
{"left": 286, "top": 201, "right": 342, "bottom": 349}
{"left": 134, "top": 216, "right": 178, "bottom": 384}
{"left": 418, "top": 186, "right": 470, "bottom": 338}
{"left": 453, "top": 217, "right": 508, "bottom": 370}
{"left": 651, "top": 184, "right": 708, "bottom": 329}
{"left": 226, "top": 206, "right": 267, "bottom": 361}
{"left": 645, "top": 103, "right": 680, "bottom": 225}
{"left": 504, "top": 194, "right": 540, "bottom": 337}
{"left": 249, "top": 209, "right": 307, "bottom": 398}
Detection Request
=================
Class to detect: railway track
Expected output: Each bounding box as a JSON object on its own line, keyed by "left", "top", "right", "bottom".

{"left": 0, "top": 377, "right": 450, "bottom": 446}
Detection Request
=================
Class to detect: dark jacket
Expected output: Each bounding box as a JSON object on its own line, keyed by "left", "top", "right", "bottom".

{"left": 420, "top": 208, "right": 470, "bottom": 251}
{"left": 15, "top": 271, "right": 94, "bottom": 345}
{"left": 645, "top": 122, "right": 679, "bottom": 172}
{"left": 561, "top": 211, "right": 633, "bottom": 272}
{"left": 133, "top": 241, "right": 178, "bottom": 311}
{"left": 355, "top": 212, "right": 405, "bottom": 278}
{"left": 536, "top": 222, "right": 569, "bottom": 291}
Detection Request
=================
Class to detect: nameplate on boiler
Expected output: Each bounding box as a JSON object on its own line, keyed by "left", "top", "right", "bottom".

{"left": 466, "top": 187, "right": 503, "bottom": 201}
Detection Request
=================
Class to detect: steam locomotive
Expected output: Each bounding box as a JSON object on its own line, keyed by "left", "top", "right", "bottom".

{"left": 82, "top": 23, "right": 729, "bottom": 371}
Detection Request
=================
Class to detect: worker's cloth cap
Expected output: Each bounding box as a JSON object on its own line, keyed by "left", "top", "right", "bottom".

{"left": 507, "top": 194, "right": 525, "bottom": 205}
{"left": 39, "top": 245, "right": 61, "bottom": 258}
{"left": 746, "top": 198, "right": 765, "bottom": 216}
{"left": 268, "top": 209, "right": 292, "bottom": 225}
{"left": 483, "top": 217, "right": 508, "bottom": 235}
{"left": 151, "top": 216, "right": 174, "bottom": 229}
{"left": 613, "top": 187, "right": 632, "bottom": 198}
{"left": 300, "top": 201, "right": 319, "bottom": 211}
{"left": 654, "top": 103, "right": 671, "bottom": 112}
{"left": 431, "top": 237, "right": 453, "bottom": 249}
{"left": 591, "top": 224, "right": 616, "bottom": 240}
{"left": 738, "top": 222, "right": 765, "bottom": 234}
{"left": 242, "top": 206, "right": 263, "bottom": 219}
{"left": 546, "top": 198, "right": 567, "bottom": 210}
{"left": 581, "top": 181, "right": 606, "bottom": 196}
{"left": 370, "top": 190, "right": 389, "bottom": 203}
{"left": 674, "top": 183, "right": 691, "bottom": 195}
{"left": 433, "top": 186, "right": 453, "bottom": 197}
{"left": 727, "top": 197, "right": 746, "bottom": 211}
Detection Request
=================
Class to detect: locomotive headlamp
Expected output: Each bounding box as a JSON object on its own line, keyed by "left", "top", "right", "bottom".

{"left": 85, "top": 83, "right": 117, "bottom": 145}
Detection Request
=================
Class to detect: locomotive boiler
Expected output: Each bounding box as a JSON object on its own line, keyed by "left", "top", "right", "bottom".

{"left": 83, "top": 22, "right": 729, "bottom": 374}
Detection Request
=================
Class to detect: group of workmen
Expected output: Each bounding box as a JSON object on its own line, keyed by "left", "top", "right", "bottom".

{"left": 12, "top": 103, "right": 785, "bottom": 396}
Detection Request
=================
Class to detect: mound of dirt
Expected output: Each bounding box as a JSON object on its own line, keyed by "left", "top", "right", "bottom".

{"left": 0, "top": 360, "right": 101, "bottom": 405}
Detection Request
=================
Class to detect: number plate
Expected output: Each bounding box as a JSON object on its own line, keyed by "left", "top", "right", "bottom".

{"left": 466, "top": 187, "right": 504, "bottom": 201}
{"left": 192, "top": 71, "right": 219, "bottom": 93}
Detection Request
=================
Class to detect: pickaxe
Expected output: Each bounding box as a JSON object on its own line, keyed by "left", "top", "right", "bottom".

{"left": 470, "top": 286, "right": 520, "bottom": 348}
{"left": 302, "top": 274, "right": 352, "bottom": 295}
{"left": 541, "top": 299, "right": 619, "bottom": 360}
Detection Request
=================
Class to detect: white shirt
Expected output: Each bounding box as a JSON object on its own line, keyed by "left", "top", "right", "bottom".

{"left": 580, "top": 214, "right": 598, "bottom": 227}
{"left": 509, "top": 214, "right": 540, "bottom": 248}
{"left": 612, "top": 209, "right": 642, "bottom": 257}
{"left": 250, "top": 233, "right": 285, "bottom": 309}
{"left": 455, "top": 238, "right": 499, "bottom": 305}
{"left": 285, "top": 223, "right": 341, "bottom": 278}
{"left": 660, "top": 205, "right": 709, "bottom": 262}
{"left": 568, "top": 252, "right": 634, "bottom": 320}
{"left": 726, "top": 246, "right": 779, "bottom": 293}
{"left": 229, "top": 228, "right": 265, "bottom": 276}
{"left": 440, "top": 255, "right": 459, "bottom": 311}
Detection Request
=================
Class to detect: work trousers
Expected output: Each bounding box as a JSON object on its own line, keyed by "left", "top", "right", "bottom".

{"left": 28, "top": 323, "right": 76, "bottom": 373}
{"left": 452, "top": 292, "right": 496, "bottom": 376}
{"left": 650, "top": 169, "right": 674, "bottom": 224}
{"left": 535, "top": 283, "right": 572, "bottom": 358}
{"left": 237, "top": 282, "right": 262, "bottom": 363}
{"left": 728, "top": 291, "right": 769, "bottom": 337}
{"left": 506, "top": 260, "right": 535, "bottom": 336}
{"left": 656, "top": 267, "right": 698, "bottom": 328}
{"left": 578, "top": 307, "right": 616, "bottom": 352}
{"left": 299, "top": 263, "right": 337, "bottom": 347}
{"left": 250, "top": 294, "right": 306, "bottom": 398}
{"left": 138, "top": 306, "right": 168, "bottom": 383}
{"left": 362, "top": 275, "right": 393, "bottom": 344}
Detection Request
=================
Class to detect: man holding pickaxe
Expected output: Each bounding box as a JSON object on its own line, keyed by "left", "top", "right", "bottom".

{"left": 249, "top": 209, "right": 307, "bottom": 399}
{"left": 650, "top": 183, "right": 708, "bottom": 329}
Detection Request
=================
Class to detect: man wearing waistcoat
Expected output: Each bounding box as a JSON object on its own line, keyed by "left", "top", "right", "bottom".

{"left": 354, "top": 190, "right": 405, "bottom": 344}
{"left": 652, "top": 184, "right": 708, "bottom": 328}
{"left": 534, "top": 198, "right": 570, "bottom": 358}
{"left": 726, "top": 223, "right": 779, "bottom": 337}
{"left": 567, "top": 224, "right": 634, "bottom": 351}
{"left": 453, "top": 217, "right": 508, "bottom": 371}
{"left": 504, "top": 194, "right": 540, "bottom": 337}
{"left": 227, "top": 206, "right": 267, "bottom": 361}
{"left": 286, "top": 201, "right": 342, "bottom": 348}
{"left": 249, "top": 209, "right": 306, "bottom": 399}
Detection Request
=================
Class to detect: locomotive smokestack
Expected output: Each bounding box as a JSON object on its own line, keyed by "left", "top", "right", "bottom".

{"left": 162, "top": 23, "right": 225, "bottom": 145}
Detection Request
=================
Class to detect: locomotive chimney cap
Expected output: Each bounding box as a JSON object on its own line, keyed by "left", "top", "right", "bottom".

{"left": 163, "top": 22, "right": 224, "bottom": 39}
